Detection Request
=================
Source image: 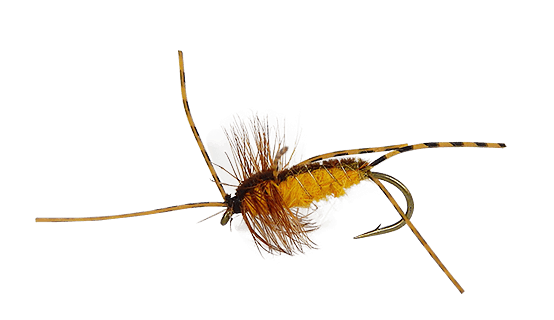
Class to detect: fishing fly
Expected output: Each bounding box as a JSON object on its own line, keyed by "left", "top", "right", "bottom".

{"left": 36, "top": 51, "right": 506, "bottom": 293}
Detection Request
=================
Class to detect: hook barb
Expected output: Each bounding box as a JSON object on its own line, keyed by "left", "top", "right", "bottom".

{"left": 354, "top": 172, "right": 414, "bottom": 239}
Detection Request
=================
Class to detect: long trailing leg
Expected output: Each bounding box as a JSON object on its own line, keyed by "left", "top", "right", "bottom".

{"left": 178, "top": 51, "right": 227, "bottom": 200}
{"left": 369, "top": 142, "right": 506, "bottom": 168}
{"left": 35, "top": 52, "right": 229, "bottom": 222}
{"left": 297, "top": 142, "right": 505, "bottom": 168}
{"left": 35, "top": 202, "right": 227, "bottom": 222}
{"left": 368, "top": 172, "right": 465, "bottom": 293}
{"left": 296, "top": 144, "right": 408, "bottom": 166}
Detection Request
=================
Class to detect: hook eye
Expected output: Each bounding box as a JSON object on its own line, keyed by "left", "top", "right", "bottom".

{"left": 220, "top": 208, "right": 233, "bottom": 226}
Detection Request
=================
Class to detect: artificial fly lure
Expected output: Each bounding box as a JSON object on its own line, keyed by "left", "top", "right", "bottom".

{"left": 36, "top": 51, "right": 506, "bottom": 293}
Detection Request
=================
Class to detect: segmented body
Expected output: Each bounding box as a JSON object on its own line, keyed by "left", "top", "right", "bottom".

{"left": 277, "top": 158, "right": 368, "bottom": 208}
{"left": 231, "top": 158, "right": 373, "bottom": 254}
{"left": 236, "top": 158, "right": 367, "bottom": 209}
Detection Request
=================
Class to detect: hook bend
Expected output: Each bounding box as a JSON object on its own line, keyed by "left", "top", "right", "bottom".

{"left": 354, "top": 172, "right": 414, "bottom": 239}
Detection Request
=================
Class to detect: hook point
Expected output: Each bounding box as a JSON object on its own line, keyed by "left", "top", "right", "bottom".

{"left": 354, "top": 224, "right": 382, "bottom": 239}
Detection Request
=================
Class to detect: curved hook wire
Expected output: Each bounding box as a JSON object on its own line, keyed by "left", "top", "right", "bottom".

{"left": 366, "top": 171, "right": 464, "bottom": 293}
{"left": 354, "top": 172, "right": 414, "bottom": 239}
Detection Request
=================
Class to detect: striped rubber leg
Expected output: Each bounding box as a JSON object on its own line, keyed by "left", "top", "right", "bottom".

{"left": 368, "top": 173, "right": 465, "bottom": 293}
{"left": 178, "top": 51, "right": 227, "bottom": 200}
{"left": 35, "top": 202, "right": 228, "bottom": 222}
{"left": 296, "top": 143, "right": 409, "bottom": 166}
{"left": 369, "top": 142, "right": 506, "bottom": 168}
